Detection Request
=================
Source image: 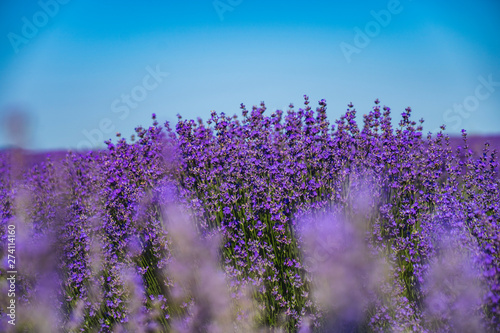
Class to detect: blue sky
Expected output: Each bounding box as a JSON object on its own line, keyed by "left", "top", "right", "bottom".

{"left": 0, "top": 0, "right": 499, "bottom": 150}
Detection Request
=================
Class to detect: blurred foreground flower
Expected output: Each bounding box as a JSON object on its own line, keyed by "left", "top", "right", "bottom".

{"left": 161, "top": 202, "right": 259, "bottom": 333}
{"left": 296, "top": 210, "right": 392, "bottom": 332}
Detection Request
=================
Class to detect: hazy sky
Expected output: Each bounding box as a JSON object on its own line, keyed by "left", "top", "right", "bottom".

{"left": 1, "top": 0, "right": 499, "bottom": 150}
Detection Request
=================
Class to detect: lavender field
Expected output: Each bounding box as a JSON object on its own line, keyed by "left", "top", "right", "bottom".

{"left": 1, "top": 97, "right": 499, "bottom": 332}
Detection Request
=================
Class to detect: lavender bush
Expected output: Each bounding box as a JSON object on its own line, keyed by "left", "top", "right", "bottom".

{"left": 1, "top": 97, "right": 499, "bottom": 332}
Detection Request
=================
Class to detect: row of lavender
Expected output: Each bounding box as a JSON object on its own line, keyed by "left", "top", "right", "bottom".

{"left": 1, "top": 97, "right": 499, "bottom": 332}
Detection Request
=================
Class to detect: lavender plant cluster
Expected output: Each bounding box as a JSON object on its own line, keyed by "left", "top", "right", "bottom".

{"left": 0, "top": 97, "right": 499, "bottom": 332}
